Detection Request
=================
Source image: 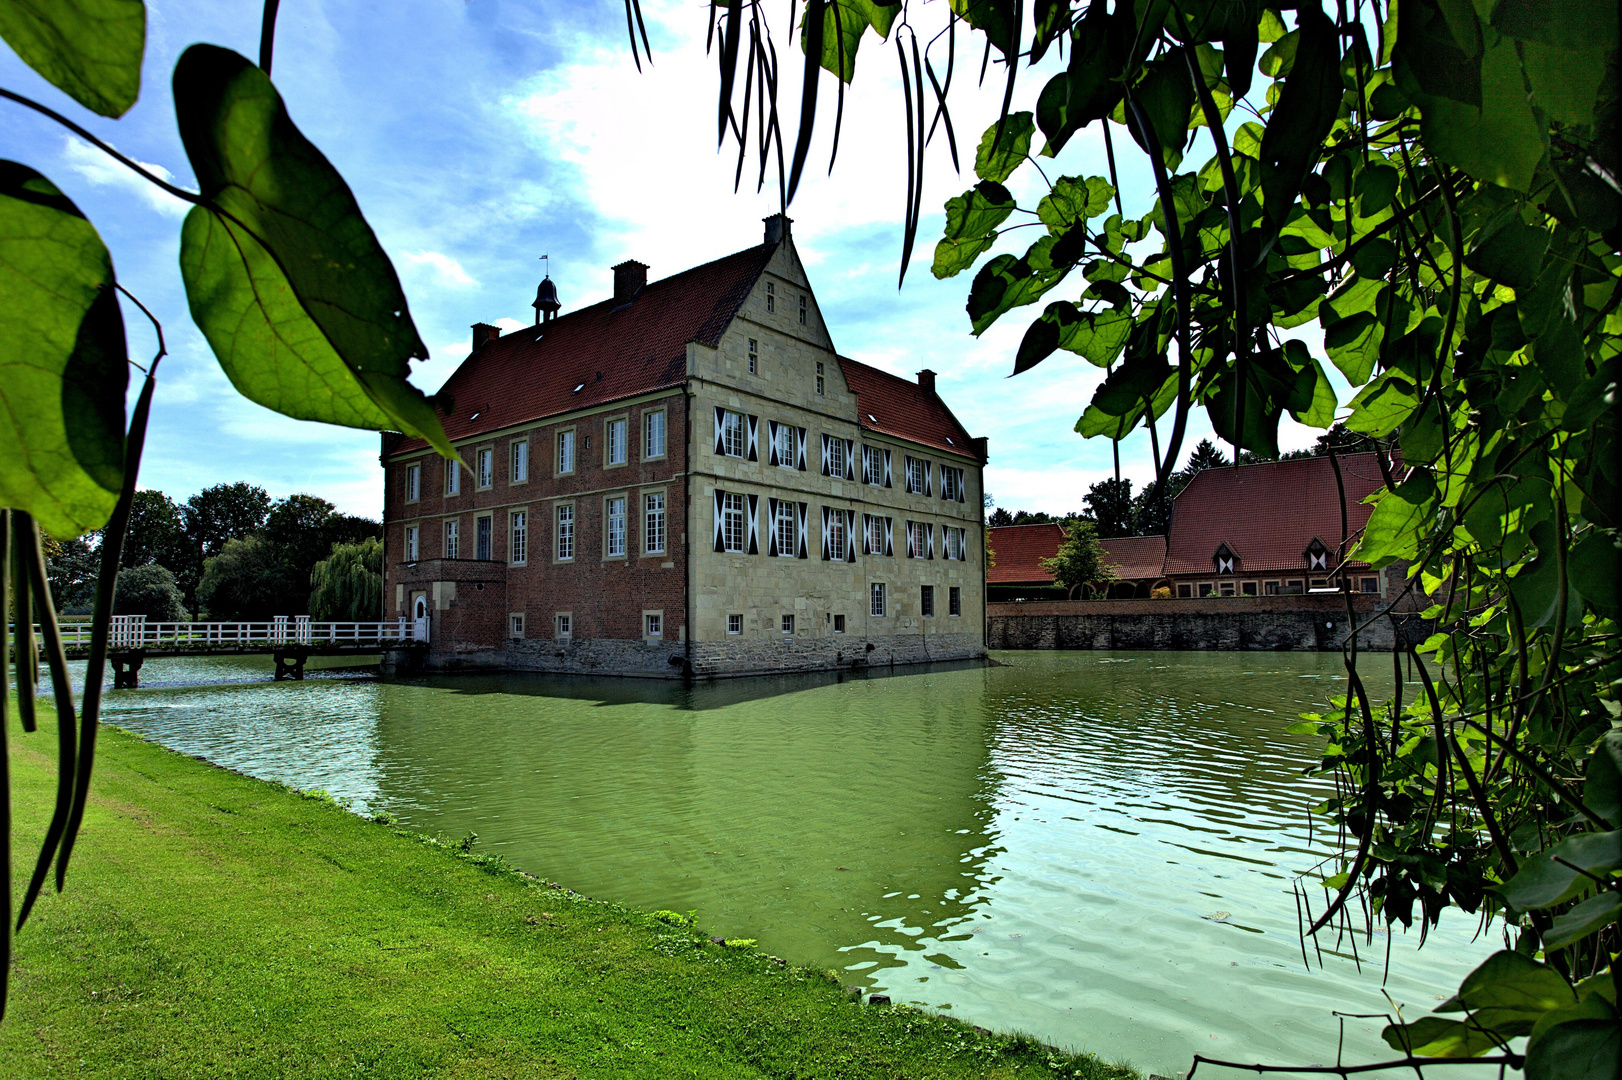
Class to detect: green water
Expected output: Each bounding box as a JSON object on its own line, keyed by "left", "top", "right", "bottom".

{"left": 91, "top": 651, "right": 1496, "bottom": 1075}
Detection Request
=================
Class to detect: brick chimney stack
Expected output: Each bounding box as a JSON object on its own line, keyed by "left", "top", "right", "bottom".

{"left": 613, "top": 260, "right": 648, "bottom": 303}
{"left": 916, "top": 369, "right": 936, "bottom": 394}
{"left": 471, "top": 322, "right": 501, "bottom": 351}
{"left": 764, "top": 214, "right": 793, "bottom": 245}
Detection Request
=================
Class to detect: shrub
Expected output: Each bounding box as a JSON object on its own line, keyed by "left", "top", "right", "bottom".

{"left": 112, "top": 564, "right": 187, "bottom": 621}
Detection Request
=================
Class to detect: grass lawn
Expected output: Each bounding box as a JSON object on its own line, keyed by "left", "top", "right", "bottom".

{"left": 1, "top": 722, "right": 1139, "bottom": 1079}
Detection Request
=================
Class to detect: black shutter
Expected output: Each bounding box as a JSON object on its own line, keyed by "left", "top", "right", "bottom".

{"left": 747, "top": 494, "right": 759, "bottom": 554}
{"left": 713, "top": 490, "right": 725, "bottom": 551}
{"left": 767, "top": 498, "right": 779, "bottom": 556}
{"left": 768, "top": 421, "right": 779, "bottom": 466}
{"left": 714, "top": 407, "right": 725, "bottom": 455}
{"left": 797, "top": 428, "right": 807, "bottom": 470}
{"left": 747, "top": 415, "right": 758, "bottom": 461}
{"left": 797, "top": 503, "right": 808, "bottom": 558}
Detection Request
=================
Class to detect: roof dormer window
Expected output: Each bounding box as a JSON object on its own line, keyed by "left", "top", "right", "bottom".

{"left": 1213, "top": 542, "right": 1237, "bottom": 575}
{"left": 1305, "top": 538, "right": 1330, "bottom": 571}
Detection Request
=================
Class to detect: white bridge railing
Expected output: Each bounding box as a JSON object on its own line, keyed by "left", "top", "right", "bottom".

{"left": 11, "top": 616, "right": 426, "bottom": 649}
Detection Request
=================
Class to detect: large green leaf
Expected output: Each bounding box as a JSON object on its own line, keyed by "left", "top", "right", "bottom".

{"left": 973, "top": 111, "right": 1034, "bottom": 184}
{"left": 0, "top": 0, "right": 144, "bottom": 117}
{"left": 1525, "top": 1020, "right": 1621, "bottom": 1080}
{"left": 965, "top": 235, "right": 1069, "bottom": 335}
{"left": 1357, "top": 468, "right": 1437, "bottom": 566}
{"left": 1583, "top": 731, "right": 1622, "bottom": 829}
{"left": 1494, "top": 830, "right": 1621, "bottom": 911}
{"left": 1035, "top": 1, "right": 1117, "bottom": 157}
{"left": 1385, "top": 950, "right": 1582, "bottom": 1056}
{"left": 172, "top": 45, "right": 453, "bottom": 458}
{"left": 1543, "top": 892, "right": 1622, "bottom": 953}
{"left": 1038, "top": 176, "right": 1113, "bottom": 233}
{"left": 1380, "top": 1015, "right": 1502, "bottom": 1058}
{"left": 0, "top": 161, "right": 127, "bottom": 538}
{"left": 802, "top": 0, "right": 895, "bottom": 82}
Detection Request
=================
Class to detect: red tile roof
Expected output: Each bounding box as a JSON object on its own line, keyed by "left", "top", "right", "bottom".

{"left": 392, "top": 243, "right": 778, "bottom": 455}
{"left": 1164, "top": 452, "right": 1392, "bottom": 576}
{"left": 838, "top": 359, "right": 980, "bottom": 461}
{"left": 1101, "top": 534, "right": 1168, "bottom": 580}
{"left": 988, "top": 523, "right": 1065, "bottom": 584}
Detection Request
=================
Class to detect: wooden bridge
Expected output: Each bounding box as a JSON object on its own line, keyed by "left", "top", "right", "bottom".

{"left": 11, "top": 616, "right": 427, "bottom": 687}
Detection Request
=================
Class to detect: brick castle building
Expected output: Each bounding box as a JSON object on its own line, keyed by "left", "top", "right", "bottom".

{"left": 381, "top": 216, "right": 987, "bottom": 677}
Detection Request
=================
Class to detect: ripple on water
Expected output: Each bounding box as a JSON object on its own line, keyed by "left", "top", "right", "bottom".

{"left": 94, "top": 649, "right": 1496, "bottom": 1076}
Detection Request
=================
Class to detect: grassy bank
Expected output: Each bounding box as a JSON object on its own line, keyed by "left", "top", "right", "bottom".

{"left": 1, "top": 723, "right": 1137, "bottom": 1079}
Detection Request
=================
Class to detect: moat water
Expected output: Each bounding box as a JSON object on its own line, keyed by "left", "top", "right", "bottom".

{"left": 81, "top": 650, "right": 1495, "bottom": 1075}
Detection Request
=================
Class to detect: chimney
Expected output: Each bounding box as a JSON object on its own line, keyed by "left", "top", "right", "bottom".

{"left": 763, "top": 214, "right": 793, "bottom": 245}
{"left": 471, "top": 322, "right": 501, "bottom": 351}
{"left": 970, "top": 436, "right": 989, "bottom": 463}
{"left": 916, "top": 369, "right": 936, "bottom": 394}
{"left": 612, "top": 260, "right": 648, "bottom": 303}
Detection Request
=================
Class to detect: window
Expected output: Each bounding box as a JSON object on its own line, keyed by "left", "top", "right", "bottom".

{"left": 781, "top": 614, "right": 795, "bottom": 635}
{"left": 909, "top": 520, "right": 929, "bottom": 559}
{"left": 721, "top": 492, "right": 746, "bottom": 552}
{"left": 815, "top": 360, "right": 824, "bottom": 396}
{"left": 556, "top": 504, "right": 574, "bottom": 561}
{"left": 509, "top": 613, "right": 525, "bottom": 638}
{"left": 1310, "top": 578, "right": 1332, "bottom": 589}
{"left": 405, "top": 525, "right": 419, "bottom": 561}
{"left": 828, "top": 508, "right": 846, "bottom": 562}
{"left": 720, "top": 410, "right": 745, "bottom": 458}
{"left": 765, "top": 281, "right": 775, "bottom": 312}
{"left": 405, "top": 463, "right": 420, "bottom": 502}
{"left": 476, "top": 515, "right": 492, "bottom": 560}
{"left": 557, "top": 430, "right": 576, "bottom": 475}
{"left": 605, "top": 496, "right": 627, "bottom": 557}
{"left": 833, "top": 613, "right": 845, "bottom": 633}
{"left": 1219, "top": 581, "right": 1236, "bottom": 596}
{"left": 1178, "top": 583, "right": 1193, "bottom": 598}
{"left": 1284, "top": 579, "right": 1305, "bottom": 594}
{"left": 1198, "top": 582, "right": 1215, "bottom": 597}
{"left": 775, "top": 500, "right": 796, "bottom": 557}
{"left": 866, "top": 514, "right": 887, "bottom": 555}
{"left": 906, "top": 456, "right": 927, "bottom": 494}
{"left": 727, "top": 613, "right": 743, "bottom": 635}
{"left": 863, "top": 445, "right": 883, "bottom": 485}
{"left": 644, "top": 492, "right": 666, "bottom": 554}
{"left": 1264, "top": 580, "right": 1280, "bottom": 595}
{"left": 798, "top": 294, "right": 807, "bottom": 325}
{"left": 1361, "top": 576, "right": 1380, "bottom": 593}
{"left": 643, "top": 409, "right": 667, "bottom": 459}
{"left": 476, "top": 448, "right": 493, "bottom": 489}
{"left": 510, "top": 439, "right": 529, "bottom": 483}
{"left": 949, "top": 586, "right": 961, "bottom": 616}
{"left": 606, "top": 418, "right": 627, "bottom": 466}
{"left": 445, "top": 458, "right": 461, "bottom": 496}
{"left": 748, "top": 338, "right": 758, "bottom": 374}
{"left": 645, "top": 612, "right": 663, "bottom": 639}
{"left": 555, "top": 613, "right": 572, "bottom": 638}
{"left": 1241, "top": 581, "right": 1258, "bottom": 596}
{"left": 941, "top": 466, "right": 963, "bottom": 502}
{"left": 774, "top": 422, "right": 795, "bottom": 468}
{"left": 870, "top": 582, "right": 886, "bottom": 617}
{"left": 444, "top": 519, "right": 459, "bottom": 559}
{"left": 510, "top": 510, "right": 527, "bottom": 565}
{"left": 945, "top": 527, "right": 963, "bottom": 561}
{"left": 827, "top": 435, "right": 845, "bottom": 478}
{"left": 921, "top": 585, "right": 935, "bottom": 617}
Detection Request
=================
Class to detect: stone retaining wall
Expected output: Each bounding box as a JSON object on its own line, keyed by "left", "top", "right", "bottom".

{"left": 986, "top": 596, "right": 1430, "bottom": 652}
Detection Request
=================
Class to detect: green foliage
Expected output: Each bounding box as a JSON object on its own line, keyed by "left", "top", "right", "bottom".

{"left": 0, "top": 0, "right": 144, "bottom": 117}
{"left": 0, "top": 162, "right": 127, "bottom": 539}
{"left": 309, "top": 536, "right": 383, "bottom": 622}
{"left": 196, "top": 535, "right": 287, "bottom": 620}
{"left": 1039, "top": 519, "right": 1115, "bottom": 599}
{"left": 110, "top": 562, "right": 185, "bottom": 621}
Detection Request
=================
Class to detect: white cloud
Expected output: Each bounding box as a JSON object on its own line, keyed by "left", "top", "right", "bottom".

{"left": 60, "top": 137, "right": 190, "bottom": 218}
{"left": 400, "top": 249, "right": 479, "bottom": 290}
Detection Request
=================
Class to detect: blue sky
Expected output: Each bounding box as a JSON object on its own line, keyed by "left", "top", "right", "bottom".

{"left": 1, "top": 0, "right": 1330, "bottom": 521}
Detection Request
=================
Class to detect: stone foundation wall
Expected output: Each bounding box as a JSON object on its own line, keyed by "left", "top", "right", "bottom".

{"left": 986, "top": 596, "right": 1431, "bottom": 652}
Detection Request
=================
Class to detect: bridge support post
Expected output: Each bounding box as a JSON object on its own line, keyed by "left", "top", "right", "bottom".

{"left": 111, "top": 650, "right": 145, "bottom": 689}
{"left": 273, "top": 648, "right": 310, "bottom": 681}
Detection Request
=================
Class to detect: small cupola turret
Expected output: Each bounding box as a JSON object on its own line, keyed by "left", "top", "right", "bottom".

{"left": 533, "top": 275, "right": 560, "bottom": 324}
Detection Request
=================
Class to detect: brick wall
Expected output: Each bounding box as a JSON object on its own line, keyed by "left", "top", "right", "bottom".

{"left": 986, "top": 595, "right": 1432, "bottom": 652}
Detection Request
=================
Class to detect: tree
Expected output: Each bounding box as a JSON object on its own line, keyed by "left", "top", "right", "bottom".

{"left": 1084, "top": 478, "right": 1135, "bottom": 538}
{"left": 987, "top": 507, "right": 1015, "bottom": 527}
{"left": 112, "top": 564, "right": 186, "bottom": 622}
{"left": 45, "top": 534, "right": 101, "bottom": 615}
{"left": 175, "top": 483, "right": 272, "bottom": 612}
{"left": 309, "top": 537, "right": 383, "bottom": 621}
{"left": 1039, "top": 521, "right": 1115, "bottom": 600}
{"left": 1131, "top": 486, "right": 1171, "bottom": 537}
{"left": 1181, "top": 440, "right": 1228, "bottom": 475}
{"left": 122, "top": 489, "right": 188, "bottom": 571}
{"left": 196, "top": 536, "right": 292, "bottom": 620}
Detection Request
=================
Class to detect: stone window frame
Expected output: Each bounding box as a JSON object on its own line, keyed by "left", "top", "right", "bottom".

{"left": 474, "top": 445, "right": 494, "bottom": 490}
{"left": 1264, "top": 580, "right": 1280, "bottom": 595}
{"left": 747, "top": 337, "right": 759, "bottom": 375}
{"left": 474, "top": 513, "right": 493, "bottom": 561}
{"left": 642, "top": 488, "right": 667, "bottom": 556}
{"left": 443, "top": 518, "right": 460, "bottom": 560}
{"left": 798, "top": 293, "right": 808, "bottom": 325}
{"left": 772, "top": 420, "right": 797, "bottom": 470}
{"left": 1219, "top": 581, "right": 1237, "bottom": 597}
{"left": 509, "top": 508, "right": 528, "bottom": 566}
{"left": 509, "top": 613, "right": 526, "bottom": 639}
{"left": 555, "top": 427, "right": 577, "bottom": 477}
{"left": 643, "top": 610, "right": 664, "bottom": 640}
{"left": 921, "top": 584, "right": 935, "bottom": 617}
{"left": 1360, "top": 575, "right": 1380, "bottom": 594}
{"left": 554, "top": 501, "right": 575, "bottom": 563}
{"left": 727, "top": 613, "right": 743, "bottom": 635}
{"left": 555, "top": 612, "right": 572, "bottom": 639}
{"left": 1178, "top": 583, "right": 1193, "bottom": 598}
{"left": 815, "top": 360, "right": 825, "bottom": 396}
{"left": 642, "top": 408, "right": 668, "bottom": 461}
{"left": 603, "top": 492, "right": 629, "bottom": 560}
{"left": 604, "top": 413, "right": 630, "bottom": 469}
{"left": 405, "top": 524, "right": 419, "bottom": 561}
{"left": 404, "top": 462, "right": 421, "bottom": 503}
{"left": 773, "top": 499, "right": 796, "bottom": 558}
{"left": 1198, "top": 582, "right": 1215, "bottom": 597}
{"left": 870, "top": 581, "right": 886, "bottom": 617}
{"left": 781, "top": 613, "right": 795, "bottom": 635}
{"left": 948, "top": 586, "right": 961, "bottom": 617}
{"left": 765, "top": 280, "right": 775, "bottom": 313}
{"left": 720, "top": 491, "right": 748, "bottom": 553}
{"left": 509, "top": 436, "right": 530, "bottom": 485}
{"left": 832, "top": 613, "right": 845, "bottom": 633}
{"left": 719, "top": 409, "right": 746, "bottom": 459}
{"left": 1241, "top": 581, "right": 1258, "bottom": 596}
{"left": 445, "top": 457, "right": 461, "bottom": 497}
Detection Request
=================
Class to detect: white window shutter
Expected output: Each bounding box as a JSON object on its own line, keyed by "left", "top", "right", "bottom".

{"left": 747, "top": 415, "right": 758, "bottom": 461}
{"left": 861, "top": 447, "right": 870, "bottom": 485}
{"left": 885, "top": 517, "right": 893, "bottom": 556}
{"left": 797, "top": 428, "right": 807, "bottom": 470}
{"left": 883, "top": 450, "right": 892, "bottom": 487}
{"left": 846, "top": 510, "right": 857, "bottom": 561}
{"left": 768, "top": 421, "right": 779, "bottom": 466}
{"left": 905, "top": 520, "right": 914, "bottom": 558}
{"left": 821, "top": 434, "right": 831, "bottom": 476}
{"left": 925, "top": 462, "right": 933, "bottom": 497}
{"left": 747, "top": 494, "right": 760, "bottom": 554}
{"left": 928, "top": 523, "right": 935, "bottom": 559}
{"left": 714, "top": 407, "right": 725, "bottom": 455}
{"left": 767, "top": 498, "right": 779, "bottom": 556}
{"left": 845, "top": 440, "right": 855, "bottom": 480}
{"left": 820, "top": 506, "right": 831, "bottom": 561}
{"left": 797, "top": 502, "right": 809, "bottom": 558}
{"left": 958, "top": 469, "right": 966, "bottom": 503}
{"left": 713, "top": 490, "right": 724, "bottom": 551}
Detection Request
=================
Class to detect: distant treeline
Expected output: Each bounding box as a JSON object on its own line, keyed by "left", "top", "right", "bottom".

{"left": 45, "top": 483, "right": 383, "bottom": 621}
{"left": 987, "top": 426, "right": 1386, "bottom": 539}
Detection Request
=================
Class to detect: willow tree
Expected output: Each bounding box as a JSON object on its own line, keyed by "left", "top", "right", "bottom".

{"left": 309, "top": 537, "right": 384, "bottom": 623}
